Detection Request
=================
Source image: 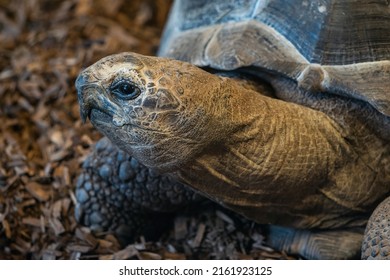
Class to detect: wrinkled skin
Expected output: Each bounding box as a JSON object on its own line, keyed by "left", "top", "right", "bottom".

{"left": 76, "top": 52, "right": 390, "bottom": 259}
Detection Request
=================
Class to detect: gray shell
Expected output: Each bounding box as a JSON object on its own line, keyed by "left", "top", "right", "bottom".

{"left": 158, "top": 0, "right": 390, "bottom": 116}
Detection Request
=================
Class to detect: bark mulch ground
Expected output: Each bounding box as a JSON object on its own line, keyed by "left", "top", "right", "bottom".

{"left": 0, "top": 0, "right": 292, "bottom": 260}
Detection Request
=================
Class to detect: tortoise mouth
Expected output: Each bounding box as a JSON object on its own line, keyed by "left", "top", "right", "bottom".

{"left": 90, "top": 108, "right": 161, "bottom": 137}
{"left": 89, "top": 108, "right": 112, "bottom": 127}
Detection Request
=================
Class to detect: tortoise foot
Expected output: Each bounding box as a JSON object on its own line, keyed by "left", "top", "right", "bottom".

{"left": 265, "top": 225, "right": 363, "bottom": 259}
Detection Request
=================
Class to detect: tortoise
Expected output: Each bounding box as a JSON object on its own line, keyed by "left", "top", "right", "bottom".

{"left": 74, "top": 0, "right": 390, "bottom": 259}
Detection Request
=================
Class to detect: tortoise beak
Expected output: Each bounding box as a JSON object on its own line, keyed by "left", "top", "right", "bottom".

{"left": 75, "top": 72, "right": 122, "bottom": 124}
{"left": 75, "top": 73, "right": 94, "bottom": 123}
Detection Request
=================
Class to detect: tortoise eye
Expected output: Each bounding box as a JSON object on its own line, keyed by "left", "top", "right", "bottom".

{"left": 111, "top": 81, "right": 141, "bottom": 100}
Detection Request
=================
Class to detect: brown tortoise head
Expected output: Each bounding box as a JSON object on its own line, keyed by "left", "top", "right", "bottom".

{"left": 76, "top": 52, "right": 236, "bottom": 172}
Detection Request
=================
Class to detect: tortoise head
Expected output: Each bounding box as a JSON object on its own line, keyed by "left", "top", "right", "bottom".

{"left": 76, "top": 52, "right": 233, "bottom": 172}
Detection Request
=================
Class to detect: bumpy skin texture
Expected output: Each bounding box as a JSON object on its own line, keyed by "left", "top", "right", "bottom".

{"left": 75, "top": 137, "right": 201, "bottom": 240}
{"left": 362, "top": 197, "right": 390, "bottom": 259}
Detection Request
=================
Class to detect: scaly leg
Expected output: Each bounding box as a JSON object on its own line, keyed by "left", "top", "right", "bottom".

{"left": 75, "top": 137, "right": 202, "bottom": 241}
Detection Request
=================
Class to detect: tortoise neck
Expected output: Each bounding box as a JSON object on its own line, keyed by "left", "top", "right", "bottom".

{"left": 175, "top": 81, "right": 351, "bottom": 226}
{"left": 219, "top": 77, "right": 349, "bottom": 166}
{"left": 227, "top": 90, "right": 347, "bottom": 186}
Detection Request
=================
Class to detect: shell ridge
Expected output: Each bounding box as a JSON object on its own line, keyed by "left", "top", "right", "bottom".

{"left": 204, "top": 20, "right": 309, "bottom": 70}
{"left": 322, "top": 61, "right": 390, "bottom": 116}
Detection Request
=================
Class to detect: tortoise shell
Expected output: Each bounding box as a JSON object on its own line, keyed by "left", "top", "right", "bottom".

{"left": 158, "top": 0, "right": 390, "bottom": 116}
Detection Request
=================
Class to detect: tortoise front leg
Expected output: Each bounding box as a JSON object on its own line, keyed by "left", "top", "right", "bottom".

{"left": 75, "top": 137, "right": 202, "bottom": 241}
{"left": 362, "top": 197, "right": 390, "bottom": 259}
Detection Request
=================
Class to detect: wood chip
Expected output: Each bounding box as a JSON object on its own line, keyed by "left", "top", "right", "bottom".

{"left": 192, "top": 223, "right": 206, "bottom": 248}
{"left": 49, "top": 130, "right": 65, "bottom": 147}
{"left": 25, "top": 181, "right": 51, "bottom": 202}
{"left": 2, "top": 219, "right": 12, "bottom": 239}
{"left": 51, "top": 200, "right": 63, "bottom": 219}
{"left": 138, "top": 251, "right": 162, "bottom": 260}
{"left": 216, "top": 210, "right": 235, "bottom": 225}
{"left": 163, "top": 251, "right": 186, "bottom": 260}
{"left": 98, "top": 239, "right": 113, "bottom": 249}
{"left": 49, "top": 149, "right": 70, "bottom": 162}
{"left": 49, "top": 218, "right": 65, "bottom": 236}
{"left": 22, "top": 217, "right": 44, "bottom": 228}
{"left": 75, "top": 228, "right": 98, "bottom": 247}
{"left": 62, "top": 198, "right": 71, "bottom": 214}
{"left": 66, "top": 244, "right": 93, "bottom": 253}
{"left": 62, "top": 166, "right": 71, "bottom": 186}
{"left": 112, "top": 245, "right": 139, "bottom": 260}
